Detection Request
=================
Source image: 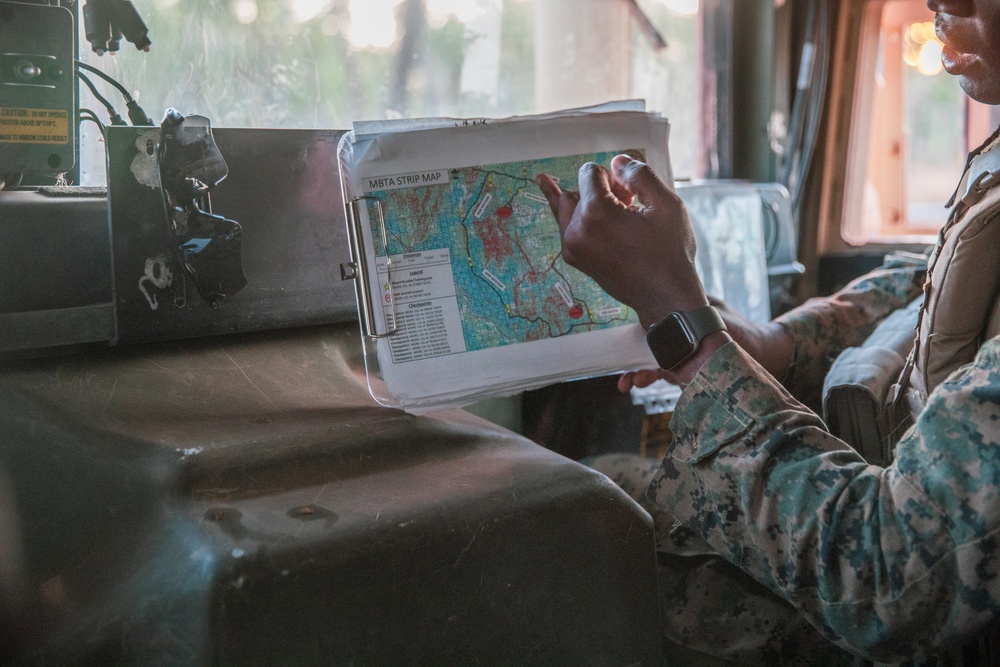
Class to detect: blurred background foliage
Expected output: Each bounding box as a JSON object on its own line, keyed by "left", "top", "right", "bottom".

{"left": 78, "top": 0, "right": 701, "bottom": 180}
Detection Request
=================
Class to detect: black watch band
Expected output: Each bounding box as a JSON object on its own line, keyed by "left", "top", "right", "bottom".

{"left": 645, "top": 305, "right": 727, "bottom": 371}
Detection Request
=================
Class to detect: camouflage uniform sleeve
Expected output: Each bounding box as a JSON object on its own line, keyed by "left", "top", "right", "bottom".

{"left": 775, "top": 252, "right": 927, "bottom": 409}
{"left": 649, "top": 337, "right": 1000, "bottom": 663}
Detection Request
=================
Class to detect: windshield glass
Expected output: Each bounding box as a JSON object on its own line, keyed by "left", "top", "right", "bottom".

{"left": 77, "top": 0, "right": 702, "bottom": 183}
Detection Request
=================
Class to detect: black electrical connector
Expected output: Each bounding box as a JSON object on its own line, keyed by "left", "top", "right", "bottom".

{"left": 108, "top": 24, "right": 123, "bottom": 53}
{"left": 83, "top": 0, "right": 112, "bottom": 55}
{"left": 126, "top": 100, "right": 153, "bottom": 126}
{"left": 82, "top": 0, "right": 151, "bottom": 55}
{"left": 75, "top": 60, "right": 154, "bottom": 125}
{"left": 110, "top": 0, "right": 151, "bottom": 52}
{"left": 75, "top": 70, "right": 127, "bottom": 125}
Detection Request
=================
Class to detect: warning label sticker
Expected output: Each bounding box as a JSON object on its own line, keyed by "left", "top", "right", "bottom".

{"left": 0, "top": 107, "right": 70, "bottom": 144}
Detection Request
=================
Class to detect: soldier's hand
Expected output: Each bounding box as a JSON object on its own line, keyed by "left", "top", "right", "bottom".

{"left": 538, "top": 156, "right": 709, "bottom": 330}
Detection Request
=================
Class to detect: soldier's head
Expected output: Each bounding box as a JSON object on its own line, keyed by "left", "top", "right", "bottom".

{"left": 927, "top": 0, "right": 1000, "bottom": 104}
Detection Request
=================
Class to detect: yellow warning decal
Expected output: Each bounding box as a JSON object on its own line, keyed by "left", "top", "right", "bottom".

{"left": 0, "top": 107, "right": 70, "bottom": 145}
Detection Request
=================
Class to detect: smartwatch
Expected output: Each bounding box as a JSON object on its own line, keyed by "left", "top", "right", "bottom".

{"left": 645, "top": 305, "right": 727, "bottom": 371}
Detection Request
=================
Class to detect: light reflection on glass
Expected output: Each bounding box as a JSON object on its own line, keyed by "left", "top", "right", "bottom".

{"left": 347, "top": 0, "right": 401, "bottom": 49}
{"left": 917, "top": 40, "right": 943, "bottom": 76}
{"left": 660, "top": 0, "right": 698, "bottom": 16}
{"left": 290, "top": 0, "right": 335, "bottom": 23}
{"left": 903, "top": 20, "right": 943, "bottom": 76}
{"left": 231, "top": 0, "right": 258, "bottom": 25}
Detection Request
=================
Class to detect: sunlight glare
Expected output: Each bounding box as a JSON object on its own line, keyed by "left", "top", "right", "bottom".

{"left": 290, "top": 0, "right": 334, "bottom": 23}
{"left": 903, "top": 21, "right": 944, "bottom": 76}
{"left": 232, "top": 0, "right": 258, "bottom": 24}
{"left": 348, "top": 0, "right": 403, "bottom": 49}
{"left": 918, "top": 40, "right": 944, "bottom": 76}
{"left": 660, "top": 0, "right": 699, "bottom": 16}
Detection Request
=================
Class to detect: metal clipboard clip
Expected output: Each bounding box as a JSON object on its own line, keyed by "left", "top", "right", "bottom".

{"left": 340, "top": 195, "right": 399, "bottom": 339}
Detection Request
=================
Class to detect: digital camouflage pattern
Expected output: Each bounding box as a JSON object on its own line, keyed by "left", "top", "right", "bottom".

{"left": 588, "top": 454, "right": 862, "bottom": 666}
{"left": 650, "top": 335, "right": 1000, "bottom": 664}
{"left": 588, "top": 254, "right": 1000, "bottom": 665}
{"left": 773, "top": 251, "right": 928, "bottom": 412}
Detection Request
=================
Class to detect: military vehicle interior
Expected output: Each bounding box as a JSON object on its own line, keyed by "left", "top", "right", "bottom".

{"left": 2, "top": 0, "right": 999, "bottom": 663}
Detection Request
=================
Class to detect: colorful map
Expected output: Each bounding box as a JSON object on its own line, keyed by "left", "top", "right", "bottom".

{"left": 367, "top": 151, "right": 639, "bottom": 353}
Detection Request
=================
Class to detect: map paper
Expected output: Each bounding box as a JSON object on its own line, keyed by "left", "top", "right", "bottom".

{"left": 367, "top": 152, "right": 640, "bottom": 363}
{"left": 344, "top": 109, "right": 668, "bottom": 411}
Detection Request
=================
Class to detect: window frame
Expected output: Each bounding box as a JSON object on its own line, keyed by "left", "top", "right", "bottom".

{"left": 825, "top": 0, "right": 993, "bottom": 251}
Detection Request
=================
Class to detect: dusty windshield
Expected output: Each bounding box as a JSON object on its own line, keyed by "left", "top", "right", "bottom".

{"left": 77, "top": 0, "right": 702, "bottom": 183}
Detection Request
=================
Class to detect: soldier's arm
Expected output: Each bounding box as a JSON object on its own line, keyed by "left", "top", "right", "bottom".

{"left": 772, "top": 251, "right": 927, "bottom": 409}
{"left": 618, "top": 256, "right": 926, "bottom": 410}
{"left": 648, "top": 335, "right": 1000, "bottom": 662}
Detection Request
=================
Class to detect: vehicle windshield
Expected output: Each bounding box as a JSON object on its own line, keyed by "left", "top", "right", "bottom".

{"left": 77, "top": 0, "right": 703, "bottom": 184}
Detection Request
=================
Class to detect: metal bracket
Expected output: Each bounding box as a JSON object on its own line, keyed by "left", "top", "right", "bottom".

{"left": 342, "top": 195, "right": 397, "bottom": 339}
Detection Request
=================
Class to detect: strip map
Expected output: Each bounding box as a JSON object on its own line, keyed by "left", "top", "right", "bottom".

{"left": 367, "top": 151, "right": 639, "bottom": 358}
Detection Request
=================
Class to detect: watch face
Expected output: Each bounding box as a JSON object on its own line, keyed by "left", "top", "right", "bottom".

{"left": 646, "top": 312, "right": 696, "bottom": 371}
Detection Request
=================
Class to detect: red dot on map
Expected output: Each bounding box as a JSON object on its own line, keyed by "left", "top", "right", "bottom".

{"left": 496, "top": 206, "right": 513, "bottom": 219}
{"left": 568, "top": 306, "right": 584, "bottom": 319}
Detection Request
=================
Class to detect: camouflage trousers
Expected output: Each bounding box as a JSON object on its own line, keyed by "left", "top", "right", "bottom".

{"left": 588, "top": 454, "right": 863, "bottom": 667}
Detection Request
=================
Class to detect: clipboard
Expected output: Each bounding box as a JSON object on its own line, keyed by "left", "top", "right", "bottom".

{"left": 338, "top": 104, "right": 671, "bottom": 413}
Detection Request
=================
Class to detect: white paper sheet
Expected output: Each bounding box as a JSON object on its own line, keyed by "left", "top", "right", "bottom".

{"left": 343, "top": 106, "right": 670, "bottom": 412}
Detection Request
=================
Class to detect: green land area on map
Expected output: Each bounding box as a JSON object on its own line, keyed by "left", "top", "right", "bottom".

{"left": 369, "top": 151, "right": 640, "bottom": 353}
